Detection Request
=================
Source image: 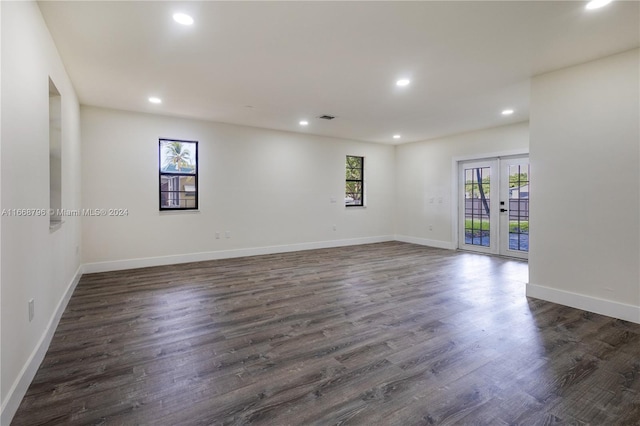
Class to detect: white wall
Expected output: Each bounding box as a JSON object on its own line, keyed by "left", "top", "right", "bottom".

{"left": 395, "top": 122, "right": 529, "bottom": 248}
{"left": 81, "top": 106, "right": 395, "bottom": 271}
{"left": 0, "top": 2, "right": 82, "bottom": 423}
{"left": 528, "top": 48, "right": 640, "bottom": 323}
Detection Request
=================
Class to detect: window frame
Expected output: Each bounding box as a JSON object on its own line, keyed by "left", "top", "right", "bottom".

{"left": 345, "top": 155, "right": 364, "bottom": 207}
{"left": 159, "top": 138, "right": 199, "bottom": 211}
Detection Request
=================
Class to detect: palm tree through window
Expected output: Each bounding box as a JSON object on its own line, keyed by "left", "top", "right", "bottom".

{"left": 159, "top": 139, "right": 198, "bottom": 210}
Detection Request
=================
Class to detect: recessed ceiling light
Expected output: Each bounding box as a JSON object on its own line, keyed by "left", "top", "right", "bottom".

{"left": 501, "top": 109, "right": 514, "bottom": 115}
{"left": 299, "top": 120, "right": 309, "bottom": 126}
{"left": 148, "top": 97, "right": 162, "bottom": 104}
{"left": 396, "top": 79, "right": 411, "bottom": 87}
{"left": 173, "top": 13, "right": 194, "bottom": 25}
{"left": 393, "top": 134, "right": 401, "bottom": 139}
{"left": 585, "top": 0, "right": 613, "bottom": 10}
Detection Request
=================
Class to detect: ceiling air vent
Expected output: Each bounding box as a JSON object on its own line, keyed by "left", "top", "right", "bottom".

{"left": 318, "top": 115, "right": 336, "bottom": 120}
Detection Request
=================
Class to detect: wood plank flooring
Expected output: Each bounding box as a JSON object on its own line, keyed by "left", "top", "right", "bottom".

{"left": 11, "top": 242, "right": 640, "bottom": 425}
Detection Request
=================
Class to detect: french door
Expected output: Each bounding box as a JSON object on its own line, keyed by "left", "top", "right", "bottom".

{"left": 458, "top": 156, "right": 529, "bottom": 259}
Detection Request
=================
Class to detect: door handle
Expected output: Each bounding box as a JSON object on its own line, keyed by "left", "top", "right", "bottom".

{"left": 500, "top": 208, "right": 508, "bottom": 212}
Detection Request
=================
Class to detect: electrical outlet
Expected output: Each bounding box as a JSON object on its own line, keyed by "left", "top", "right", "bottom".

{"left": 215, "top": 232, "right": 220, "bottom": 239}
{"left": 28, "top": 299, "right": 34, "bottom": 322}
{"left": 429, "top": 224, "right": 433, "bottom": 231}
{"left": 332, "top": 225, "right": 337, "bottom": 231}
{"left": 225, "top": 231, "right": 231, "bottom": 239}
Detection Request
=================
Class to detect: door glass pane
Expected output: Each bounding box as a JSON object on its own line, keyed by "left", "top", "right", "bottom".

{"left": 464, "top": 167, "right": 491, "bottom": 247}
{"left": 508, "top": 164, "right": 529, "bottom": 252}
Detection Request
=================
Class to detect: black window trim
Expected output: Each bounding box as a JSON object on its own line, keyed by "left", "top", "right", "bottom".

{"left": 346, "top": 155, "right": 364, "bottom": 207}
{"left": 159, "top": 138, "right": 199, "bottom": 211}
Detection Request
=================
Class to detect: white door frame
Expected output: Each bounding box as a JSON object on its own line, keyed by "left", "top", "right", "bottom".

{"left": 451, "top": 149, "right": 529, "bottom": 255}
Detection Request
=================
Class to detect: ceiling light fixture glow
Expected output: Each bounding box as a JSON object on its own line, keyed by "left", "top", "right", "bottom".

{"left": 396, "top": 79, "right": 411, "bottom": 87}
{"left": 148, "top": 97, "right": 162, "bottom": 104}
{"left": 585, "top": 0, "right": 613, "bottom": 10}
{"left": 173, "top": 13, "right": 194, "bottom": 25}
{"left": 501, "top": 109, "right": 514, "bottom": 115}
{"left": 393, "top": 134, "right": 401, "bottom": 139}
{"left": 299, "top": 120, "right": 309, "bottom": 126}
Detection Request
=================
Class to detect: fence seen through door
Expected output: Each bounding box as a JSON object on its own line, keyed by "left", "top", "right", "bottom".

{"left": 460, "top": 156, "right": 529, "bottom": 258}
{"left": 506, "top": 163, "right": 529, "bottom": 252}
{"left": 463, "top": 166, "right": 491, "bottom": 247}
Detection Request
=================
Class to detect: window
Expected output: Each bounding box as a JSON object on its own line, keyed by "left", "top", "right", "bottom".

{"left": 345, "top": 155, "right": 364, "bottom": 206}
{"left": 159, "top": 139, "right": 198, "bottom": 210}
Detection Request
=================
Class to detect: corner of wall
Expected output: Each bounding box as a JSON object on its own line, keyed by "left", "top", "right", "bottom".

{"left": 394, "top": 234, "right": 455, "bottom": 250}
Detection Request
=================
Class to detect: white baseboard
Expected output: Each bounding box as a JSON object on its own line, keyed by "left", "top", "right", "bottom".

{"left": 394, "top": 234, "right": 455, "bottom": 250}
{"left": 526, "top": 283, "right": 640, "bottom": 324}
{"left": 0, "top": 265, "right": 83, "bottom": 426}
{"left": 82, "top": 235, "right": 395, "bottom": 274}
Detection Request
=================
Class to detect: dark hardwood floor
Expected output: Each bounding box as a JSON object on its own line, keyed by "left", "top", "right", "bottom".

{"left": 11, "top": 242, "right": 640, "bottom": 425}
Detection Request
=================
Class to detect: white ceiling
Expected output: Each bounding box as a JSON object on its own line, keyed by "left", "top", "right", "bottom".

{"left": 38, "top": 1, "right": 639, "bottom": 144}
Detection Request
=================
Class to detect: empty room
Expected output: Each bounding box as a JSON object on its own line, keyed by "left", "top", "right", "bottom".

{"left": 1, "top": 1, "right": 639, "bottom": 425}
